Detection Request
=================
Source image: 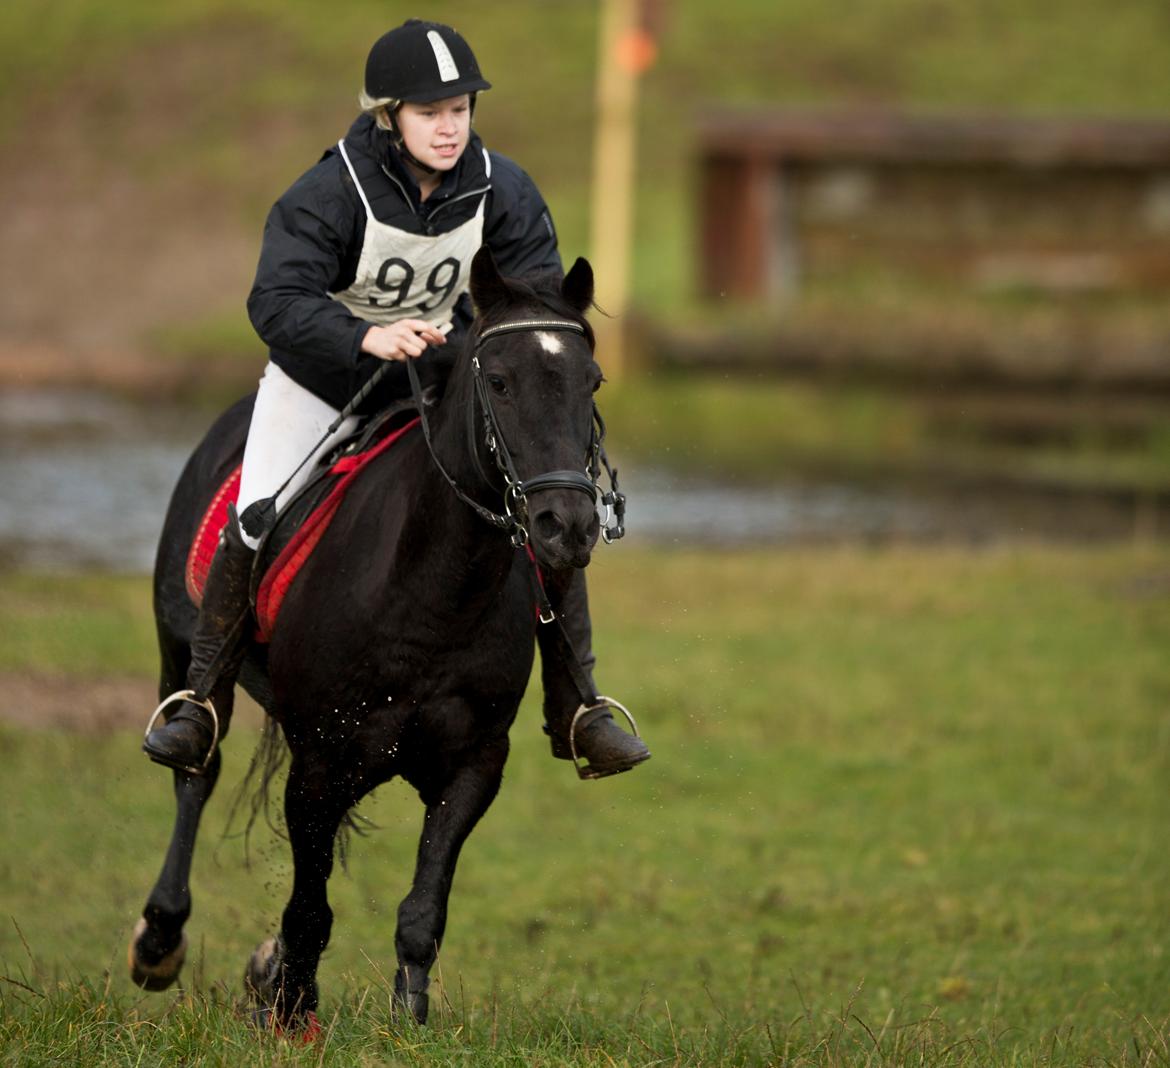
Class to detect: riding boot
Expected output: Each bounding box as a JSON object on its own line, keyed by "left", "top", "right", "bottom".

{"left": 143, "top": 510, "right": 255, "bottom": 774}
{"left": 537, "top": 569, "right": 650, "bottom": 779}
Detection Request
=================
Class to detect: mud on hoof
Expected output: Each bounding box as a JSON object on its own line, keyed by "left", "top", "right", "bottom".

{"left": 127, "top": 917, "right": 187, "bottom": 992}
{"left": 244, "top": 936, "right": 318, "bottom": 1031}
{"left": 244, "top": 936, "right": 284, "bottom": 1005}
{"left": 249, "top": 1004, "right": 322, "bottom": 1044}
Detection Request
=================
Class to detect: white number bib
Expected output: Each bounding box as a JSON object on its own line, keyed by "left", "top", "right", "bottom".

{"left": 330, "top": 139, "right": 487, "bottom": 326}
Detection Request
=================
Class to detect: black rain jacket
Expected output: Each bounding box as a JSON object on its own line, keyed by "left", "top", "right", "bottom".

{"left": 247, "top": 113, "right": 563, "bottom": 410}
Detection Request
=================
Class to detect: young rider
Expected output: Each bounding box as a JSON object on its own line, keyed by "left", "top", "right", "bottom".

{"left": 142, "top": 18, "right": 650, "bottom": 780}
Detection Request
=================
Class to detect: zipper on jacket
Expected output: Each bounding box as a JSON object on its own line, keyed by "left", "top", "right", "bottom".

{"left": 374, "top": 165, "right": 490, "bottom": 224}
{"left": 425, "top": 184, "right": 491, "bottom": 222}
{"left": 379, "top": 166, "right": 418, "bottom": 215}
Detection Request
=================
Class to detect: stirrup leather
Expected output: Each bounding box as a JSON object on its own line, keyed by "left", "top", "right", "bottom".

{"left": 142, "top": 690, "right": 221, "bottom": 776}
{"left": 568, "top": 697, "right": 641, "bottom": 781}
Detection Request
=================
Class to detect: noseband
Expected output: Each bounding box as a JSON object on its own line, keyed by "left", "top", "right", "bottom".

{"left": 406, "top": 317, "right": 626, "bottom": 549}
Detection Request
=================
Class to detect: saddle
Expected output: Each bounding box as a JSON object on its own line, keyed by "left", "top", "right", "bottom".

{"left": 185, "top": 405, "right": 421, "bottom": 642}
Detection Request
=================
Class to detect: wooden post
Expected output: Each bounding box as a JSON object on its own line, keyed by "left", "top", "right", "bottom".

{"left": 589, "top": 0, "right": 641, "bottom": 378}
{"left": 698, "top": 153, "right": 773, "bottom": 300}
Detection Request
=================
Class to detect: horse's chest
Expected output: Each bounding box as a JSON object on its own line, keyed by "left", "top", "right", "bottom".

{"left": 268, "top": 567, "right": 534, "bottom": 714}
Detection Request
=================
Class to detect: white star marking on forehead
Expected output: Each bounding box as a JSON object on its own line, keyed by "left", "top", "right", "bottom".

{"left": 534, "top": 331, "right": 564, "bottom": 355}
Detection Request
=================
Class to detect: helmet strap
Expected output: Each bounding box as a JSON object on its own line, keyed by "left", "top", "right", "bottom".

{"left": 385, "top": 104, "right": 439, "bottom": 176}
{"left": 400, "top": 143, "right": 439, "bottom": 176}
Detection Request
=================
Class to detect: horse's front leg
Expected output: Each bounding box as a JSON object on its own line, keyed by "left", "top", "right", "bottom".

{"left": 128, "top": 754, "right": 221, "bottom": 990}
{"left": 395, "top": 741, "right": 508, "bottom": 1023}
{"left": 245, "top": 751, "right": 348, "bottom": 1029}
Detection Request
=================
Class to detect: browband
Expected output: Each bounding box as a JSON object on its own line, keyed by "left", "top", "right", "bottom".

{"left": 475, "top": 319, "right": 587, "bottom": 349}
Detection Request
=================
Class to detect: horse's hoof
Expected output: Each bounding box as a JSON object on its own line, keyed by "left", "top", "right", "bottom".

{"left": 392, "top": 988, "right": 429, "bottom": 1024}
{"left": 127, "top": 917, "right": 187, "bottom": 992}
{"left": 244, "top": 936, "right": 282, "bottom": 1003}
{"left": 393, "top": 987, "right": 430, "bottom": 1020}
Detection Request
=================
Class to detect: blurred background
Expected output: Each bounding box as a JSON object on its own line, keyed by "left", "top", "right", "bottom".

{"left": 1, "top": 2, "right": 1168, "bottom": 1062}
{"left": 3, "top": 0, "right": 1170, "bottom": 562}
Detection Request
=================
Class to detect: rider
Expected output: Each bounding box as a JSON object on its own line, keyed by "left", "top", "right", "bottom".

{"left": 142, "top": 18, "right": 650, "bottom": 780}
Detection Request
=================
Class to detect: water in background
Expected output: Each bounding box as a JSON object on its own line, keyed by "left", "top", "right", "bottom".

{"left": 0, "top": 388, "right": 1148, "bottom": 572}
{"left": 0, "top": 390, "right": 200, "bottom": 571}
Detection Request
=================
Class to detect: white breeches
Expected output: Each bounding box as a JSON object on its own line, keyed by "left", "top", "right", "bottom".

{"left": 235, "top": 361, "right": 360, "bottom": 550}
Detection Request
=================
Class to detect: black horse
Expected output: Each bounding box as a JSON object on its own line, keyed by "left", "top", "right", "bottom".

{"left": 127, "top": 248, "right": 635, "bottom": 1029}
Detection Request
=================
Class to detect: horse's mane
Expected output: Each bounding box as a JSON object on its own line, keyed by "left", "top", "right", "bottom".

{"left": 475, "top": 268, "right": 596, "bottom": 352}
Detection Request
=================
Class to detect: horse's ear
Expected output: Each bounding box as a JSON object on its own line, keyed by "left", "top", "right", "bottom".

{"left": 561, "top": 257, "right": 594, "bottom": 314}
{"left": 470, "top": 245, "right": 511, "bottom": 318}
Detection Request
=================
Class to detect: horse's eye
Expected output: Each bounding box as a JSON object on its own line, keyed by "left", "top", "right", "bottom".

{"left": 487, "top": 375, "right": 508, "bottom": 396}
{"left": 592, "top": 375, "right": 606, "bottom": 394}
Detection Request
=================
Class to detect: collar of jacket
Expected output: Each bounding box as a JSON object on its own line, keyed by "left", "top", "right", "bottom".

{"left": 342, "top": 113, "right": 488, "bottom": 214}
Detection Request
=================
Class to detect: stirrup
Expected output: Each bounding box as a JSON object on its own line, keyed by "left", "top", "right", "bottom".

{"left": 142, "top": 690, "right": 221, "bottom": 776}
{"left": 568, "top": 697, "right": 641, "bottom": 781}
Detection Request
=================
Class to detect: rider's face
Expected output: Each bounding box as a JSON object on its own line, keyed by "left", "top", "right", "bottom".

{"left": 396, "top": 95, "right": 472, "bottom": 173}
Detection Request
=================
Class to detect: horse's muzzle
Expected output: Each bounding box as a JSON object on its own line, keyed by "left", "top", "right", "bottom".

{"left": 531, "top": 494, "right": 600, "bottom": 570}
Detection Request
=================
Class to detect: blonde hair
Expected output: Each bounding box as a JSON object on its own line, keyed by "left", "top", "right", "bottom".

{"left": 358, "top": 89, "right": 399, "bottom": 131}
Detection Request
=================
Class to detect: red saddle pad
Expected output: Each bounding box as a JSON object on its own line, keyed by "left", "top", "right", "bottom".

{"left": 184, "top": 417, "right": 420, "bottom": 642}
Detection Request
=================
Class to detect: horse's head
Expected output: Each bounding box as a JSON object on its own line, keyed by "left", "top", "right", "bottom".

{"left": 460, "top": 246, "right": 604, "bottom": 571}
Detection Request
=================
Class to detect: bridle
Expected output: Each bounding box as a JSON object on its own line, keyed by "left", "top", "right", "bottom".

{"left": 408, "top": 315, "right": 639, "bottom": 773}
{"left": 406, "top": 317, "right": 626, "bottom": 551}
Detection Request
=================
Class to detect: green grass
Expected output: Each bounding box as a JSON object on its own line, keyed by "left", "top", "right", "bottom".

{"left": 0, "top": 572, "right": 157, "bottom": 676}
{"left": 600, "top": 371, "right": 1170, "bottom": 493}
{"left": 602, "top": 373, "right": 924, "bottom": 484}
{"left": 2, "top": 546, "right": 1169, "bottom": 1064}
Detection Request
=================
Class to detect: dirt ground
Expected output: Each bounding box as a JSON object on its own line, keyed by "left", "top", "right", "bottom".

{"left": 0, "top": 674, "right": 156, "bottom": 732}
{"left": 0, "top": 673, "right": 268, "bottom": 733}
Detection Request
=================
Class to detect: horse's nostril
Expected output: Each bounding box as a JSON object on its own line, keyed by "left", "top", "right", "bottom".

{"left": 534, "top": 511, "right": 566, "bottom": 542}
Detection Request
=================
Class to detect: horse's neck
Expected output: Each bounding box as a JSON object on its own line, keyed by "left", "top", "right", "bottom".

{"left": 394, "top": 371, "right": 515, "bottom": 600}
{"left": 427, "top": 358, "right": 502, "bottom": 516}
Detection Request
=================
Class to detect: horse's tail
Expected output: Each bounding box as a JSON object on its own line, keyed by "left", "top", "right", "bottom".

{"left": 226, "top": 715, "right": 289, "bottom": 860}
{"left": 225, "top": 714, "right": 376, "bottom": 871}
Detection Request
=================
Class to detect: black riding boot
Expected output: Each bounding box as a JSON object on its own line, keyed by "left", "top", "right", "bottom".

{"left": 143, "top": 511, "right": 254, "bottom": 774}
{"left": 538, "top": 569, "right": 650, "bottom": 779}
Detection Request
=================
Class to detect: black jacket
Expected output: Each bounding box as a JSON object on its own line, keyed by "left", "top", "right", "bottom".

{"left": 247, "top": 113, "right": 563, "bottom": 410}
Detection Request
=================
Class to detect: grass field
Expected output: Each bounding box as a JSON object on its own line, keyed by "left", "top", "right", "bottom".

{"left": 4, "top": 11, "right": 1169, "bottom": 1061}
{"left": 1, "top": 545, "right": 1168, "bottom": 1065}
{"left": 600, "top": 372, "right": 1170, "bottom": 495}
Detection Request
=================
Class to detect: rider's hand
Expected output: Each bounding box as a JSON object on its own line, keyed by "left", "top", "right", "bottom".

{"left": 361, "top": 320, "right": 448, "bottom": 361}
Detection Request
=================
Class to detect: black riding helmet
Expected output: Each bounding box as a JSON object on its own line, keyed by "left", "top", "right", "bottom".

{"left": 365, "top": 19, "right": 491, "bottom": 103}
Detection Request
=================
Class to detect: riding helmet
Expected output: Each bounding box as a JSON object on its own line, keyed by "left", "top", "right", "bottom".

{"left": 365, "top": 19, "right": 491, "bottom": 103}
